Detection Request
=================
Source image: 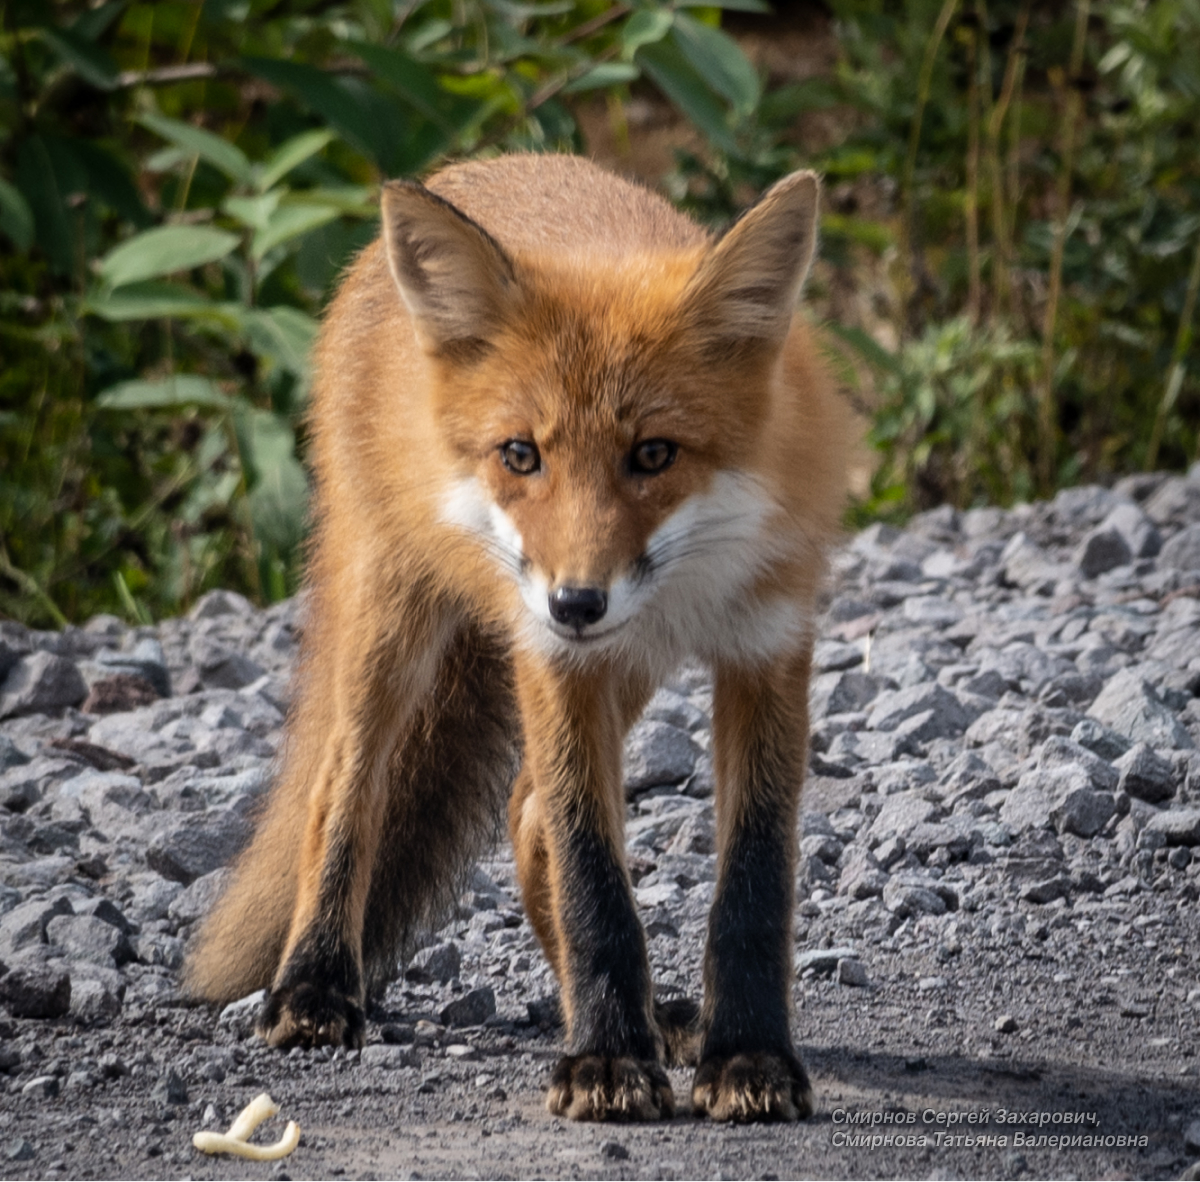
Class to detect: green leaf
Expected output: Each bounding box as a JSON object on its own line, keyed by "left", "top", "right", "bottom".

{"left": 342, "top": 41, "right": 458, "bottom": 126}
{"left": 637, "top": 37, "right": 737, "bottom": 154}
{"left": 98, "top": 225, "right": 241, "bottom": 289}
{"left": 234, "top": 408, "right": 309, "bottom": 552}
{"left": 240, "top": 57, "right": 403, "bottom": 173}
{"left": 256, "top": 129, "right": 336, "bottom": 193}
{"left": 138, "top": 113, "right": 253, "bottom": 185}
{"left": 37, "top": 26, "right": 119, "bottom": 89}
{"left": 622, "top": 10, "right": 674, "bottom": 56}
{"left": 0, "top": 179, "right": 34, "bottom": 251}
{"left": 14, "top": 135, "right": 76, "bottom": 277}
{"left": 241, "top": 306, "right": 318, "bottom": 378}
{"left": 671, "top": 14, "right": 760, "bottom": 115}
{"left": 83, "top": 282, "right": 220, "bottom": 321}
{"left": 251, "top": 203, "right": 342, "bottom": 260}
{"left": 223, "top": 191, "right": 282, "bottom": 233}
{"left": 96, "top": 375, "right": 232, "bottom": 410}
{"left": 288, "top": 186, "right": 376, "bottom": 217}
{"left": 562, "top": 62, "right": 641, "bottom": 94}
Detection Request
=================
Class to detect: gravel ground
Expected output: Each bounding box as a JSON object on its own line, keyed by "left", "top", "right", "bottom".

{"left": 2, "top": 468, "right": 1200, "bottom": 1181}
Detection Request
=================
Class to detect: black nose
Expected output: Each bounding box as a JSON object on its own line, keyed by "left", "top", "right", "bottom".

{"left": 549, "top": 586, "right": 608, "bottom": 629}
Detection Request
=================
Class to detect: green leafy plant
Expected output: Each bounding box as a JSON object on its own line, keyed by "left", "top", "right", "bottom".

{"left": 0, "top": 0, "right": 765, "bottom": 626}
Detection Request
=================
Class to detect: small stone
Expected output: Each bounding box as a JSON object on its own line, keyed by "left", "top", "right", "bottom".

{"left": 217, "top": 989, "right": 267, "bottom": 1036}
{"left": 600, "top": 1141, "right": 629, "bottom": 1161}
{"left": 5, "top": 1139, "right": 35, "bottom": 1162}
{"left": 151, "top": 1068, "right": 188, "bottom": 1105}
{"left": 796, "top": 946, "right": 858, "bottom": 975}
{"left": 45, "top": 915, "right": 133, "bottom": 968}
{"left": 837, "top": 957, "right": 870, "bottom": 987}
{"left": 361, "top": 1044, "right": 420, "bottom": 1070}
{"left": 405, "top": 941, "right": 461, "bottom": 984}
{"left": 883, "top": 879, "right": 947, "bottom": 919}
{"left": 22, "top": 1074, "right": 59, "bottom": 1098}
{"left": 1074, "top": 525, "right": 1132, "bottom": 578}
{"left": 69, "top": 977, "right": 123, "bottom": 1025}
{"left": 1070, "top": 718, "right": 1131, "bottom": 761}
{"left": 440, "top": 987, "right": 496, "bottom": 1028}
{"left": 1115, "top": 743, "right": 1176, "bottom": 804}
{"left": 994, "top": 1014, "right": 1019, "bottom": 1034}
{"left": 1021, "top": 875, "right": 1071, "bottom": 904}
{"left": 1184, "top": 1119, "right": 1200, "bottom": 1155}
{"left": 867, "top": 683, "right": 973, "bottom": 737}
{"left": 1102, "top": 503, "right": 1161, "bottom": 558}
{"left": 168, "top": 868, "right": 231, "bottom": 926}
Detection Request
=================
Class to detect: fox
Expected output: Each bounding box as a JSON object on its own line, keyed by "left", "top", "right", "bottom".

{"left": 184, "top": 152, "right": 852, "bottom": 1122}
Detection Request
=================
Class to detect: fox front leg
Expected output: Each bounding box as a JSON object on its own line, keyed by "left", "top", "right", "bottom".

{"left": 693, "top": 653, "right": 815, "bottom": 1121}
{"left": 513, "top": 658, "right": 671, "bottom": 1121}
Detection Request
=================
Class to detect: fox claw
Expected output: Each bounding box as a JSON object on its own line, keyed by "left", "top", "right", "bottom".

{"left": 257, "top": 980, "right": 365, "bottom": 1050}
{"left": 546, "top": 1054, "right": 674, "bottom": 1121}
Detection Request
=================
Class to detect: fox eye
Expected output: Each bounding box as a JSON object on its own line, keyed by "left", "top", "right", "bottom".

{"left": 629, "top": 438, "right": 677, "bottom": 475}
{"left": 500, "top": 439, "right": 540, "bottom": 475}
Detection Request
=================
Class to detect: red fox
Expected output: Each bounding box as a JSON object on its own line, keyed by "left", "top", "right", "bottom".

{"left": 185, "top": 153, "right": 852, "bottom": 1122}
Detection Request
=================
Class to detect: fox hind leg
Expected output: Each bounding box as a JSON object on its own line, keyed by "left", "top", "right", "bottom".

{"left": 360, "top": 628, "right": 518, "bottom": 999}
{"left": 260, "top": 613, "right": 515, "bottom": 1049}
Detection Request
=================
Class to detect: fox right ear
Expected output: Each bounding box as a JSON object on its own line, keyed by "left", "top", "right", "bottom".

{"left": 681, "top": 170, "right": 820, "bottom": 357}
{"left": 381, "top": 180, "right": 519, "bottom": 359}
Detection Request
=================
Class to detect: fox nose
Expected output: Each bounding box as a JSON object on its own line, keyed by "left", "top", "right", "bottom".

{"left": 549, "top": 586, "right": 608, "bottom": 629}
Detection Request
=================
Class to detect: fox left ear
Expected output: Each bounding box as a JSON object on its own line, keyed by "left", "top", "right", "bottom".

{"left": 681, "top": 170, "right": 820, "bottom": 355}
{"left": 381, "top": 180, "right": 519, "bottom": 359}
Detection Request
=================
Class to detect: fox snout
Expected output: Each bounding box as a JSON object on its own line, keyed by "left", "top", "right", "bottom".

{"left": 548, "top": 585, "right": 608, "bottom": 630}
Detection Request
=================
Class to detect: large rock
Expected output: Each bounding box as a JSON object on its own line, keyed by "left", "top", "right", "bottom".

{"left": 1142, "top": 807, "right": 1200, "bottom": 846}
{"left": 866, "top": 683, "right": 974, "bottom": 736}
{"left": 1115, "top": 742, "right": 1176, "bottom": 803}
{"left": 0, "top": 897, "right": 73, "bottom": 962}
{"left": 0, "top": 965, "right": 71, "bottom": 1018}
{"left": 147, "top": 810, "right": 251, "bottom": 884}
{"left": 1158, "top": 523, "right": 1200, "bottom": 571}
{"left": 623, "top": 721, "right": 702, "bottom": 794}
{"left": 0, "top": 652, "right": 87, "bottom": 718}
{"left": 45, "top": 915, "right": 134, "bottom": 969}
{"left": 1088, "top": 669, "right": 1194, "bottom": 750}
{"left": 1000, "top": 765, "right": 1115, "bottom": 838}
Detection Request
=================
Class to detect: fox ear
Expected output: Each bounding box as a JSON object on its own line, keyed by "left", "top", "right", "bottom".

{"left": 381, "top": 180, "right": 519, "bottom": 358}
{"left": 682, "top": 170, "right": 820, "bottom": 355}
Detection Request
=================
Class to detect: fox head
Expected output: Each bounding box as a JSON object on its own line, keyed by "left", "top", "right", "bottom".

{"left": 380, "top": 168, "right": 823, "bottom": 664}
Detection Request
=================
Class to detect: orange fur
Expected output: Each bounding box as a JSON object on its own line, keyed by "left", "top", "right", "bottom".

{"left": 185, "top": 153, "right": 853, "bottom": 1120}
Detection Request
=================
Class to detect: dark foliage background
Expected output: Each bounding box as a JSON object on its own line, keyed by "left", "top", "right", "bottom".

{"left": 2, "top": 0, "right": 1198, "bottom": 625}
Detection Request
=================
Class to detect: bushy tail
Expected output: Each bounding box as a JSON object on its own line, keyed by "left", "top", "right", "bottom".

{"left": 184, "top": 624, "right": 519, "bottom": 1006}
{"left": 182, "top": 771, "right": 307, "bottom": 1004}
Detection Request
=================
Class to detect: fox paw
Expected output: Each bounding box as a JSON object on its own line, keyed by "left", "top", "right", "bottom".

{"left": 692, "top": 1051, "right": 813, "bottom": 1122}
{"left": 546, "top": 1054, "right": 674, "bottom": 1121}
{"left": 257, "top": 980, "right": 365, "bottom": 1050}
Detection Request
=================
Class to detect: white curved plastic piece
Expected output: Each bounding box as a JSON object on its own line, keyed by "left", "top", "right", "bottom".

{"left": 192, "top": 1093, "right": 300, "bottom": 1160}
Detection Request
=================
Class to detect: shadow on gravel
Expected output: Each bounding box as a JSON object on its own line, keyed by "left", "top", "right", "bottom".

{"left": 806, "top": 1042, "right": 1200, "bottom": 1173}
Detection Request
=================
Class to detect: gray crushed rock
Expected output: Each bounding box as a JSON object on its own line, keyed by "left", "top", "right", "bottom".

{"left": 0, "top": 468, "right": 1199, "bottom": 1177}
